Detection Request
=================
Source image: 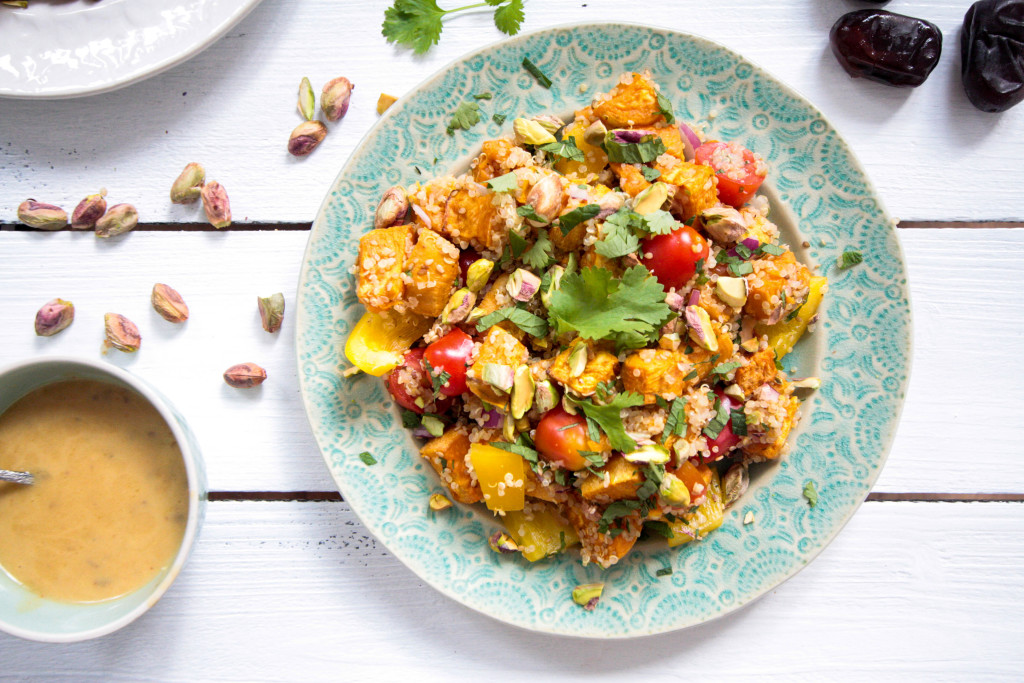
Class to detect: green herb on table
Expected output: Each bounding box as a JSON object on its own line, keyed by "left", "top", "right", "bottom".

{"left": 446, "top": 101, "right": 481, "bottom": 135}
{"left": 522, "top": 57, "right": 552, "bottom": 88}
{"left": 655, "top": 567, "right": 673, "bottom": 578}
{"left": 837, "top": 249, "right": 864, "bottom": 270}
{"left": 803, "top": 480, "right": 818, "bottom": 507}
{"left": 473, "top": 92, "right": 493, "bottom": 100}
{"left": 382, "top": 0, "right": 525, "bottom": 55}
{"left": 359, "top": 451, "right": 377, "bottom": 466}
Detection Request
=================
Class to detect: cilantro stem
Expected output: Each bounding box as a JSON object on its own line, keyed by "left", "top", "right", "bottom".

{"left": 442, "top": 2, "right": 490, "bottom": 14}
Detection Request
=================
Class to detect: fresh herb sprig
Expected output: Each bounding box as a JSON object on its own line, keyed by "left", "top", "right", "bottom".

{"left": 383, "top": 0, "right": 525, "bottom": 55}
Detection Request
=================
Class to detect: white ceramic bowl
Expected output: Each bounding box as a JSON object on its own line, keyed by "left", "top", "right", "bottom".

{"left": 0, "top": 357, "right": 206, "bottom": 642}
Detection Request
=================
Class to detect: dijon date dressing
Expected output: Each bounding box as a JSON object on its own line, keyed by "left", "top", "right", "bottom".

{"left": 0, "top": 380, "right": 188, "bottom": 603}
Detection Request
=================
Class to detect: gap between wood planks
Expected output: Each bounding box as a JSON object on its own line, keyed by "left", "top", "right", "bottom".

{"left": 206, "top": 491, "right": 1024, "bottom": 503}
{"left": 2, "top": 221, "right": 1024, "bottom": 232}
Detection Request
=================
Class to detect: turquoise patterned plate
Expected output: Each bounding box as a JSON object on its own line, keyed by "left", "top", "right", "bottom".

{"left": 296, "top": 23, "right": 911, "bottom": 638}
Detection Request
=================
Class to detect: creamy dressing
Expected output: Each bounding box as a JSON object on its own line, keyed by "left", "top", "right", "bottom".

{"left": 0, "top": 380, "right": 188, "bottom": 603}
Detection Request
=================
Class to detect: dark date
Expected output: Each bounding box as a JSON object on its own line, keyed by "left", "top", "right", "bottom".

{"left": 961, "top": 0, "right": 1024, "bottom": 112}
{"left": 830, "top": 10, "right": 943, "bottom": 87}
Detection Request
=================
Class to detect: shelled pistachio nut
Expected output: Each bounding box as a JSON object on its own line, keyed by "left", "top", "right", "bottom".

{"left": 513, "top": 118, "right": 556, "bottom": 146}
{"left": 71, "top": 190, "right": 107, "bottom": 229}
{"left": 288, "top": 120, "right": 328, "bottom": 157}
{"left": 17, "top": 200, "right": 67, "bottom": 230}
{"left": 374, "top": 186, "right": 408, "bottom": 229}
{"left": 34, "top": 298, "right": 74, "bottom": 336}
{"left": 151, "top": 283, "right": 189, "bottom": 323}
{"left": 95, "top": 203, "right": 138, "bottom": 238}
{"left": 103, "top": 313, "right": 141, "bottom": 353}
{"left": 571, "top": 583, "right": 603, "bottom": 611}
{"left": 201, "top": 181, "right": 231, "bottom": 229}
{"left": 223, "top": 362, "right": 267, "bottom": 388}
{"left": 321, "top": 77, "right": 353, "bottom": 122}
{"left": 510, "top": 365, "right": 535, "bottom": 419}
{"left": 258, "top": 292, "right": 285, "bottom": 333}
{"left": 170, "top": 162, "right": 206, "bottom": 204}
{"left": 465, "top": 258, "right": 494, "bottom": 293}
{"left": 297, "top": 76, "right": 315, "bottom": 121}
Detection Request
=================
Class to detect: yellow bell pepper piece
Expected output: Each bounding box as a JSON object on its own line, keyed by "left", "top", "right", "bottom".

{"left": 468, "top": 443, "right": 526, "bottom": 512}
{"left": 756, "top": 275, "right": 828, "bottom": 360}
{"left": 503, "top": 503, "right": 580, "bottom": 561}
{"left": 667, "top": 469, "right": 724, "bottom": 547}
{"left": 553, "top": 121, "right": 608, "bottom": 177}
{"left": 344, "top": 309, "right": 432, "bottom": 376}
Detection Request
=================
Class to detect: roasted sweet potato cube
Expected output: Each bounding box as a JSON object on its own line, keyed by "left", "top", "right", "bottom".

{"left": 593, "top": 73, "right": 663, "bottom": 128}
{"left": 734, "top": 348, "right": 778, "bottom": 395}
{"left": 405, "top": 229, "right": 460, "bottom": 317}
{"left": 744, "top": 251, "right": 811, "bottom": 324}
{"left": 472, "top": 138, "right": 516, "bottom": 183}
{"left": 548, "top": 342, "right": 619, "bottom": 397}
{"left": 524, "top": 467, "right": 562, "bottom": 504}
{"left": 622, "top": 348, "right": 686, "bottom": 399}
{"left": 563, "top": 493, "right": 642, "bottom": 569}
{"left": 408, "top": 177, "right": 455, "bottom": 232}
{"left": 356, "top": 225, "right": 413, "bottom": 312}
{"left": 653, "top": 125, "right": 688, "bottom": 162}
{"left": 420, "top": 427, "right": 482, "bottom": 504}
{"left": 609, "top": 162, "right": 651, "bottom": 197}
{"left": 442, "top": 189, "right": 497, "bottom": 250}
{"left": 467, "top": 326, "right": 529, "bottom": 406}
{"left": 660, "top": 161, "right": 718, "bottom": 221}
{"left": 580, "top": 457, "right": 643, "bottom": 502}
{"left": 744, "top": 394, "right": 800, "bottom": 461}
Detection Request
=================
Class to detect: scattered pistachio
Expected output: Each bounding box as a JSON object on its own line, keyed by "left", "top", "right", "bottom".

{"left": 533, "top": 379, "right": 560, "bottom": 414}
{"left": 258, "top": 292, "right": 285, "bottom": 333}
{"left": 223, "top": 362, "right": 267, "bottom": 388}
{"left": 632, "top": 182, "right": 669, "bottom": 215}
{"left": 524, "top": 174, "right": 564, "bottom": 225}
{"left": 376, "top": 92, "right": 398, "bottom": 115}
{"left": 170, "top": 162, "right": 206, "bottom": 204}
{"left": 440, "top": 288, "right": 476, "bottom": 325}
{"left": 540, "top": 264, "right": 565, "bottom": 309}
{"left": 95, "top": 203, "right": 139, "bottom": 238}
{"left": 151, "top": 283, "right": 190, "bottom": 323}
{"left": 488, "top": 531, "right": 520, "bottom": 554}
{"left": 700, "top": 206, "right": 748, "bottom": 243}
{"left": 465, "top": 258, "right": 495, "bottom": 293}
{"left": 374, "top": 186, "right": 409, "bottom": 229}
{"left": 320, "top": 77, "right": 353, "bottom": 122}
{"left": 421, "top": 414, "right": 444, "bottom": 437}
{"left": 288, "top": 120, "right": 328, "bottom": 157}
{"left": 743, "top": 511, "right": 755, "bottom": 525}
{"left": 2, "top": 1, "right": 29, "bottom": 7}
{"left": 103, "top": 313, "right": 141, "bottom": 353}
{"left": 594, "top": 190, "right": 625, "bottom": 220}
{"left": 740, "top": 338, "right": 760, "bottom": 354}
{"left": 34, "top": 298, "right": 74, "bottom": 336}
{"left": 297, "top": 76, "right": 315, "bottom": 121}
{"left": 428, "top": 493, "right": 453, "bottom": 511}
{"left": 685, "top": 304, "right": 718, "bottom": 352}
{"left": 567, "top": 341, "right": 588, "bottom": 378}
{"left": 502, "top": 410, "right": 516, "bottom": 441}
{"left": 465, "top": 306, "right": 486, "bottom": 325}
{"left": 623, "top": 444, "right": 670, "bottom": 465}
{"left": 506, "top": 268, "right": 541, "bottom": 302}
{"left": 658, "top": 472, "right": 691, "bottom": 506}
{"left": 17, "top": 200, "right": 67, "bottom": 230}
{"left": 201, "top": 181, "right": 232, "bottom": 229}
{"left": 715, "top": 276, "right": 748, "bottom": 308}
{"left": 791, "top": 377, "right": 821, "bottom": 390}
{"left": 481, "top": 363, "right": 514, "bottom": 393}
{"left": 571, "top": 583, "right": 604, "bottom": 611}
{"left": 510, "top": 365, "right": 535, "bottom": 420}
{"left": 723, "top": 383, "right": 746, "bottom": 402}
{"left": 583, "top": 120, "right": 608, "bottom": 146}
{"left": 513, "top": 117, "right": 557, "bottom": 146}
{"left": 531, "top": 114, "right": 565, "bottom": 134}
{"left": 70, "top": 190, "right": 107, "bottom": 229}
{"left": 722, "top": 463, "right": 749, "bottom": 509}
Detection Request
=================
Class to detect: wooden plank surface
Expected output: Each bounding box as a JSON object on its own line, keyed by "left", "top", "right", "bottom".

{"left": 2, "top": 228, "right": 1020, "bottom": 495}
{"left": 1, "top": 0, "right": 1022, "bottom": 225}
{"left": 2, "top": 501, "right": 1021, "bottom": 681}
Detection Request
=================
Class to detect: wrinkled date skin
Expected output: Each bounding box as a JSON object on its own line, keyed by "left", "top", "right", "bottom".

{"left": 961, "top": 0, "right": 1024, "bottom": 112}
{"left": 830, "top": 10, "right": 943, "bottom": 87}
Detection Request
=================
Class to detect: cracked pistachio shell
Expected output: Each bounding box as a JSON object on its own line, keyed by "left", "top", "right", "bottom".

{"left": 95, "top": 203, "right": 139, "bottom": 238}
{"left": 321, "top": 77, "right": 353, "bottom": 122}
{"left": 258, "top": 293, "right": 285, "bottom": 333}
{"left": 297, "top": 76, "right": 315, "bottom": 121}
{"left": 103, "top": 313, "right": 141, "bottom": 353}
{"left": 288, "top": 120, "right": 327, "bottom": 157}
{"left": 71, "top": 189, "right": 107, "bottom": 229}
{"left": 201, "top": 181, "right": 231, "bottom": 229}
{"left": 170, "top": 162, "right": 206, "bottom": 204}
{"left": 223, "top": 362, "right": 267, "bottom": 388}
{"left": 17, "top": 200, "right": 67, "bottom": 230}
{"left": 152, "top": 283, "right": 189, "bottom": 323}
{"left": 34, "top": 298, "right": 74, "bottom": 336}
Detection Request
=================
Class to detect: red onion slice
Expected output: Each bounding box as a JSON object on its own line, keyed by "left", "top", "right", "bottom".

{"left": 727, "top": 237, "right": 761, "bottom": 259}
{"left": 482, "top": 409, "right": 502, "bottom": 429}
{"left": 412, "top": 427, "right": 432, "bottom": 438}
{"left": 677, "top": 122, "right": 701, "bottom": 161}
{"left": 688, "top": 289, "right": 700, "bottom": 306}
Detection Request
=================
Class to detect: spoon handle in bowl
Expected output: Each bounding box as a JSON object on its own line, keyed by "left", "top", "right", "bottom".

{"left": 0, "top": 469, "right": 34, "bottom": 485}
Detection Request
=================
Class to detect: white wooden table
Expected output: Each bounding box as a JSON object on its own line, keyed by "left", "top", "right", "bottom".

{"left": 2, "top": 1, "right": 1023, "bottom": 679}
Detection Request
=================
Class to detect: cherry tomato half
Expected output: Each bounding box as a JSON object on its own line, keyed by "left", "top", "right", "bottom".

{"left": 385, "top": 348, "right": 452, "bottom": 414}
{"left": 534, "top": 406, "right": 591, "bottom": 471}
{"left": 694, "top": 141, "right": 767, "bottom": 208}
{"left": 700, "top": 390, "right": 742, "bottom": 462}
{"left": 423, "top": 328, "right": 474, "bottom": 397}
{"left": 641, "top": 225, "right": 709, "bottom": 292}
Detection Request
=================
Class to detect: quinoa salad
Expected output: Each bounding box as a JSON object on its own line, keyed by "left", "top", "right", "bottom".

{"left": 345, "top": 72, "right": 828, "bottom": 572}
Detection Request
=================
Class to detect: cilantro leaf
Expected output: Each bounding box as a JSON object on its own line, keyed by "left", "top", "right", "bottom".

{"left": 594, "top": 212, "right": 641, "bottom": 258}
{"left": 492, "top": 113, "right": 507, "bottom": 126}
{"left": 711, "top": 361, "right": 741, "bottom": 377}
{"left": 641, "top": 166, "right": 662, "bottom": 182}
{"left": 539, "top": 137, "right": 584, "bottom": 162}
{"left": 602, "top": 134, "right": 666, "bottom": 164}
{"left": 522, "top": 229, "right": 554, "bottom": 270}
{"left": 508, "top": 230, "right": 528, "bottom": 258}
{"left": 641, "top": 209, "right": 677, "bottom": 236}
{"left": 838, "top": 249, "right": 863, "bottom": 270}
{"left": 758, "top": 243, "right": 786, "bottom": 256}
{"left": 556, "top": 203, "right": 600, "bottom": 234}
{"left": 549, "top": 265, "right": 672, "bottom": 342}
{"left": 447, "top": 101, "right": 481, "bottom": 135}
{"left": 493, "top": 0, "right": 524, "bottom": 35}
{"left": 517, "top": 204, "right": 549, "bottom": 224}
{"left": 656, "top": 91, "right": 676, "bottom": 124}
{"left": 359, "top": 451, "right": 377, "bottom": 466}
{"left": 522, "top": 57, "right": 552, "bottom": 88}
{"left": 803, "top": 480, "right": 818, "bottom": 507}
{"left": 576, "top": 391, "right": 646, "bottom": 452}
{"left": 486, "top": 171, "right": 518, "bottom": 193}
{"left": 476, "top": 306, "right": 549, "bottom": 337}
